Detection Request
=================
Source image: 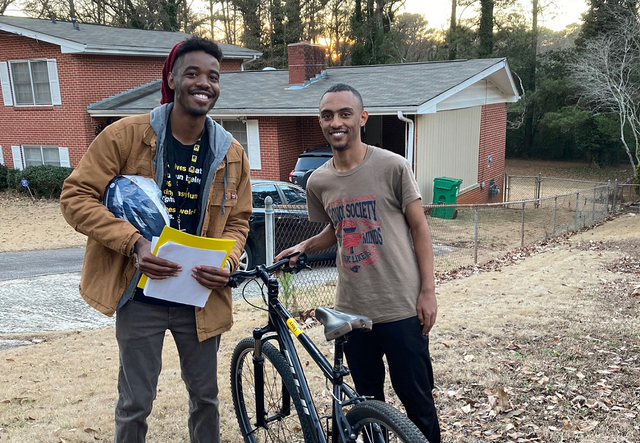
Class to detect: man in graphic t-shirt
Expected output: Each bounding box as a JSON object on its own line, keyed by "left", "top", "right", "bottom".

{"left": 61, "top": 37, "right": 252, "bottom": 443}
{"left": 276, "top": 84, "right": 440, "bottom": 443}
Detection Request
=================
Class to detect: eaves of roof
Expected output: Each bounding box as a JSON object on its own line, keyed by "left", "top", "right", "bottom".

{"left": 88, "top": 58, "right": 520, "bottom": 117}
{"left": 0, "top": 16, "right": 261, "bottom": 59}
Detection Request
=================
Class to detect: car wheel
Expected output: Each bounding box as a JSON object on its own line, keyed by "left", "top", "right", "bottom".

{"left": 238, "top": 243, "right": 253, "bottom": 272}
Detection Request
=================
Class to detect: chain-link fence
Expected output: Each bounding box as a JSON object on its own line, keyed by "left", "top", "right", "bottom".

{"left": 504, "top": 174, "right": 609, "bottom": 202}
{"left": 264, "top": 179, "right": 639, "bottom": 314}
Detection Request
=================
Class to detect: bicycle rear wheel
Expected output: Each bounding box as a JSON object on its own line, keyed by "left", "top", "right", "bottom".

{"left": 345, "top": 400, "right": 428, "bottom": 443}
{"left": 230, "top": 337, "right": 317, "bottom": 443}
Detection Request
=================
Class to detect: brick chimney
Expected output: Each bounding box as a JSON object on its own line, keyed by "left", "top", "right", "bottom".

{"left": 287, "top": 43, "right": 326, "bottom": 84}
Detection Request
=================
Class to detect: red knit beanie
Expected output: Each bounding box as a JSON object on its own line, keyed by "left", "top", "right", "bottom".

{"left": 161, "top": 42, "right": 182, "bottom": 104}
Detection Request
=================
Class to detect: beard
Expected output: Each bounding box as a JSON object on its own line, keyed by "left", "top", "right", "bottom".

{"left": 186, "top": 105, "right": 211, "bottom": 117}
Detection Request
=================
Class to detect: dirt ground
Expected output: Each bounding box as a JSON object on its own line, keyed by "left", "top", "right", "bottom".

{"left": 0, "top": 193, "right": 86, "bottom": 253}
{"left": 0, "top": 161, "right": 639, "bottom": 442}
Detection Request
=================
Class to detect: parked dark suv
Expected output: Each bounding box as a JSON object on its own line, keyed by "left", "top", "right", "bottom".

{"left": 289, "top": 145, "right": 333, "bottom": 189}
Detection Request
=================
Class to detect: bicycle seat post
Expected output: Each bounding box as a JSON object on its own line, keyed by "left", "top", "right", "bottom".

{"left": 332, "top": 337, "right": 348, "bottom": 385}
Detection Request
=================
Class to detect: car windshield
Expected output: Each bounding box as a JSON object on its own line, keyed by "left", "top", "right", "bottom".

{"left": 252, "top": 183, "right": 282, "bottom": 208}
{"left": 281, "top": 184, "right": 306, "bottom": 205}
{"left": 294, "top": 156, "right": 331, "bottom": 172}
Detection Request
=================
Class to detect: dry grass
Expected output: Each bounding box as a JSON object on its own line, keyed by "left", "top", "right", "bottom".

{"left": 1, "top": 215, "right": 640, "bottom": 442}
{"left": 1, "top": 160, "right": 639, "bottom": 442}
{"left": 504, "top": 159, "right": 634, "bottom": 183}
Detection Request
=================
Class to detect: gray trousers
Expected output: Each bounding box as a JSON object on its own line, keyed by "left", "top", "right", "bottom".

{"left": 114, "top": 300, "right": 221, "bottom": 443}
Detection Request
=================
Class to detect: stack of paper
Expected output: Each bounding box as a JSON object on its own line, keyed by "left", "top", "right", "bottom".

{"left": 137, "top": 226, "right": 236, "bottom": 307}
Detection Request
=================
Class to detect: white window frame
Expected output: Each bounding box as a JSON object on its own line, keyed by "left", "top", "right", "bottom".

{"left": 0, "top": 145, "right": 4, "bottom": 165}
{"left": 218, "top": 119, "right": 261, "bottom": 170}
{"left": 20, "top": 145, "right": 70, "bottom": 167}
{"left": 5, "top": 59, "right": 62, "bottom": 107}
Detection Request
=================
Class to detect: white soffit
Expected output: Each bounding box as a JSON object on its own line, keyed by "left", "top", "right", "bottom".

{"left": 0, "top": 23, "right": 85, "bottom": 53}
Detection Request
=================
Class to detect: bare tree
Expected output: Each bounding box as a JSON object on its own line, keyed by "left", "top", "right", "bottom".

{"left": 572, "top": 13, "right": 640, "bottom": 177}
{"left": 0, "top": 0, "right": 18, "bottom": 15}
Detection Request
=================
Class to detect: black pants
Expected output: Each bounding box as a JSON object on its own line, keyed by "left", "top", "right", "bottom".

{"left": 343, "top": 316, "right": 441, "bottom": 443}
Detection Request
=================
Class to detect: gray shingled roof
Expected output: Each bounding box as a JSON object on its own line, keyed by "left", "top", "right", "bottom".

{"left": 0, "top": 15, "right": 261, "bottom": 59}
{"left": 88, "top": 58, "right": 517, "bottom": 116}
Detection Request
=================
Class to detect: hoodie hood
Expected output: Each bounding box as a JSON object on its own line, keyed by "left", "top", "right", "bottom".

{"left": 149, "top": 103, "right": 234, "bottom": 232}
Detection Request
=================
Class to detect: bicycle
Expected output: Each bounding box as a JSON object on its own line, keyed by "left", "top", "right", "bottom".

{"left": 227, "top": 253, "right": 428, "bottom": 443}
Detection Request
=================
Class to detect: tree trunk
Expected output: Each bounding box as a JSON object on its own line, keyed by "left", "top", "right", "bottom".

{"left": 478, "top": 0, "right": 493, "bottom": 57}
{"left": 523, "top": 0, "right": 538, "bottom": 156}
{"left": 375, "top": 0, "right": 384, "bottom": 29}
{"left": 449, "top": 0, "right": 457, "bottom": 60}
{"left": 69, "top": 0, "right": 76, "bottom": 19}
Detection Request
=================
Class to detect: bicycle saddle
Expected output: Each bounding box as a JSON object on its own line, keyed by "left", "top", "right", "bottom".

{"left": 315, "top": 307, "right": 372, "bottom": 341}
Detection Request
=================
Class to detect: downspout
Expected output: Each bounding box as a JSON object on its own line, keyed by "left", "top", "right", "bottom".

{"left": 241, "top": 54, "right": 258, "bottom": 72}
{"left": 397, "top": 111, "right": 415, "bottom": 169}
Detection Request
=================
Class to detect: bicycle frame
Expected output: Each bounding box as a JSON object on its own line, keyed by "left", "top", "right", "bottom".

{"left": 248, "top": 266, "right": 362, "bottom": 443}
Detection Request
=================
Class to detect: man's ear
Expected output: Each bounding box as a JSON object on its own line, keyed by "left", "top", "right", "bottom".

{"left": 167, "top": 72, "right": 176, "bottom": 91}
{"left": 360, "top": 110, "right": 369, "bottom": 127}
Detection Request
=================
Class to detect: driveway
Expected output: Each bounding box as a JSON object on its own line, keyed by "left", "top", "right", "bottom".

{"left": 0, "top": 248, "right": 338, "bottom": 350}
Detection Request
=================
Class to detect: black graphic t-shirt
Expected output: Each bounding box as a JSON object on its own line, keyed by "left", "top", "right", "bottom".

{"left": 161, "top": 129, "right": 207, "bottom": 236}
{"left": 133, "top": 125, "right": 207, "bottom": 307}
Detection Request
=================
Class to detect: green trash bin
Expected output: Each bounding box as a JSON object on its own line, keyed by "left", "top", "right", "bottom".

{"left": 431, "top": 177, "right": 462, "bottom": 219}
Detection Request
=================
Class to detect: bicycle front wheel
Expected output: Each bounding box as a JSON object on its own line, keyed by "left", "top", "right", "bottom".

{"left": 346, "top": 400, "right": 428, "bottom": 443}
{"left": 230, "top": 337, "right": 317, "bottom": 443}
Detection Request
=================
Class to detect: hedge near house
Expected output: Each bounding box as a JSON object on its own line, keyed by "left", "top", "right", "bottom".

{"left": 10, "top": 165, "right": 74, "bottom": 198}
{"left": 0, "top": 164, "right": 8, "bottom": 191}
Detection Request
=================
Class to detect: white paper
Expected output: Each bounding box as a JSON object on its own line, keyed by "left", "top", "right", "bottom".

{"left": 143, "top": 241, "right": 228, "bottom": 307}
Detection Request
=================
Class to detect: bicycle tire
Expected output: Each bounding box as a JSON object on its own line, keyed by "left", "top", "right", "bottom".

{"left": 230, "top": 337, "right": 318, "bottom": 443}
{"left": 345, "top": 400, "right": 428, "bottom": 443}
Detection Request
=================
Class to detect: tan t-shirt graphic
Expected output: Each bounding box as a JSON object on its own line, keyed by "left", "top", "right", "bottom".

{"left": 306, "top": 146, "right": 423, "bottom": 324}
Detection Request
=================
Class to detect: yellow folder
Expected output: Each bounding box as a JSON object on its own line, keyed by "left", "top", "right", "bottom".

{"left": 137, "top": 226, "right": 236, "bottom": 289}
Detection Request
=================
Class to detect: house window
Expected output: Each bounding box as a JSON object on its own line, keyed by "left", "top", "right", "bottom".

{"left": 0, "top": 59, "right": 62, "bottom": 107}
{"left": 23, "top": 145, "right": 61, "bottom": 167}
{"left": 11, "top": 61, "right": 52, "bottom": 105}
{"left": 221, "top": 120, "right": 248, "bottom": 151}
{"left": 219, "top": 119, "right": 261, "bottom": 170}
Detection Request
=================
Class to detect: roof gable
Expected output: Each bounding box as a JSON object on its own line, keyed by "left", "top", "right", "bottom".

{"left": 88, "top": 58, "right": 520, "bottom": 117}
{"left": 0, "top": 15, "right": 261, "bottom": 59}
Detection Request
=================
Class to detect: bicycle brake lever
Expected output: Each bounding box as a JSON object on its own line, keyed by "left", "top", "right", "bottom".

{"left": 227, "top": 275, "right": 246, "bottom": 288}
{"left": 290, "top": 253, "right": 310, "bottom": 274}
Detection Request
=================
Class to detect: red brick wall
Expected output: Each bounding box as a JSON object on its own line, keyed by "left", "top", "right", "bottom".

{"left": 0, "top": 31, "right": 245, "bottom": 168}
{"left": 251, "top": 116, "right": 326, "bottom": 181}
{"left": 457, "top": 102, "right": 507, "bottom": 204}
{"left": 220, "top": 59, "right": 243, "bottom": 72}
{"left": 287, "top": 43, "right": 326, "bottom": 84}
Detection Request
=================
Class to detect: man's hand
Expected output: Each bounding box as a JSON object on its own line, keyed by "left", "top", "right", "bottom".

{"left": 192, "top": 265, "right": 231, "bottom": 290}
{"left": 274, "top": 244, "right": 305, "bottom": 267}
{"left": 416, "top": 290, "right": 437, "bottom": 336}
{"left": 133, "top": 237, "right": 181, "bottom": 280}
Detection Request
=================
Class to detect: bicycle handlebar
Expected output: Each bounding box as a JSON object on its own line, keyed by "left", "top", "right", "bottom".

{"left": 227, "top": 252, "right": 309, "bottom": 288}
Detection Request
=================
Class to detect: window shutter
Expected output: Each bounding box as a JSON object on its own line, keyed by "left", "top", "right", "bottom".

{"left": 58, "top": 147, "right": 70, "bottom": 167}
{"left": 11, "top": 146, "right": 23, "bottom": 170}
{"left": 0, "top": 146, "right": 4, "bottom": 165}
{"left": 0, "top": 62, "right": 13, "bottom": 106}
{"left": 47, "top": 60, "right": 62, "bottom": 105}
{"left": 246, "top": 119, "right": 261, "bottom": 170}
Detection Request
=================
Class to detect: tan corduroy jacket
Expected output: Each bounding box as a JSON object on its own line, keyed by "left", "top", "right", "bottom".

{"left": 60, "top": 107, "right": 251, "bottom": 341}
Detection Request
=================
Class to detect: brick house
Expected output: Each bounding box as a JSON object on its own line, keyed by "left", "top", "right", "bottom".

{"left": 0, "top": 16, "right": 260, "bottom": 170}
{"left": 89, "top": 43, "right": 519, "bottom": 204}
{"left": 1, "top": 16, "right": 519, "bottom": 204}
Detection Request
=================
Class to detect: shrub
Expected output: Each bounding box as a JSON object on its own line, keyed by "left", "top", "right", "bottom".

{"left": 5, "top": 168, "right": 20, "bottom": 191}
{"left": 0, "top": 164, "right": 7, "bottom": 191}
{"left": 15, "top": 165, "right": 73, "bottom": 198}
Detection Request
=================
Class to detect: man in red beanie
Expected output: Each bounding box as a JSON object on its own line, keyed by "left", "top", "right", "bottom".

{"left": 61, "top": 36, "right": 252, "bottom": 443}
